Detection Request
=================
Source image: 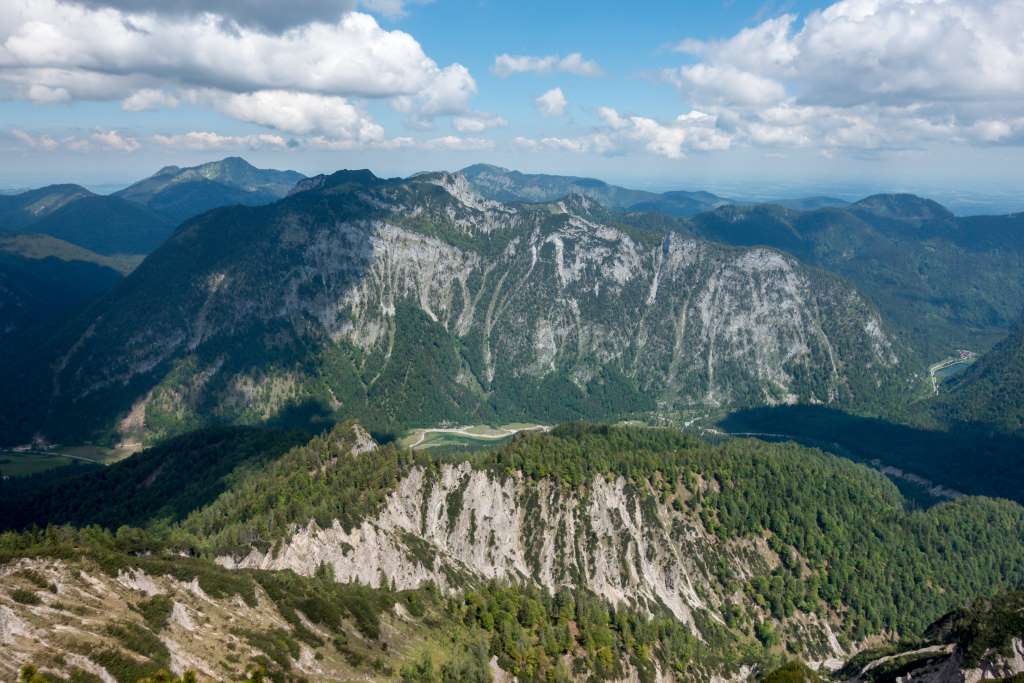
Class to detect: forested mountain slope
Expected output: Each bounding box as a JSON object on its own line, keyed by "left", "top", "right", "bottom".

{"left": 939, "top": 317, "right": 1024, "bottom": 433}
{"left": 0, "top": 184, "right": 175, "bottom": 255}
{"left": 0, "top": 170, "right": 916, "bottom": 445}
{"left": 0, "top": 237, "right": 128, "bottom": 359}
{"left": 463, "top": 168, "right": 1024, "bottom": 359}
{"left": 2, "top": 423, "right": 1023, "bottom": 682}
{"left": 115, "top": 157, "right": 305, "bottom": 224}
{"left": 688, "top": 197, "right": 1024, "bottom": 357}
{"left": 461, "top": 163, "right": 730, "bottom": 216}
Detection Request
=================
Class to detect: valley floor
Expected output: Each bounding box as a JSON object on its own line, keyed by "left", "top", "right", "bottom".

{"left": 398, "top": 423, "right": 550, "bottom": 450}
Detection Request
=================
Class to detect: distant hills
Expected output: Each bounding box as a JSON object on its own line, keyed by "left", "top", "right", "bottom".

{"left": 0, "top": 157, "right": 306, "bottom": 257}
{"left": 115, "top": 156, "right": 305, "bottom": 224}
{"left": 0, "top": 159, "right": 308, "bottom": 370}
{"left": 461, "top": 163, "right": 731, "bottom": 217}
{"left": 0, "top": 184, "right": 174, "bottom": 255}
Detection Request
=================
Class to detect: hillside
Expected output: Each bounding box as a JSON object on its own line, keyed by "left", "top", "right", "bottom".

{"left": 116, "top": 157, "right": 305, "bottom": 224}
{"left": 939, "top": 318, "right": 1024, "bottom": 433}
{"left": 0, "top": 185, "right": 175, "bottom": 255}
{"left": 0, "top": 170, "right": 917, "bottom": 445}
{"left": 837, "top": 591, "right": 1024, "bottom": 682}
{"left": 2, "top": 423, "right": 1024, "bottom": 681}
{"left": 688, "top": 197, "right": 1024, "bottom": 358}
{"left": 461, "top": 163, "right": 730, "bottom": 216}
{"left": 0, "top": 241, "right": 125, "bottom": 358}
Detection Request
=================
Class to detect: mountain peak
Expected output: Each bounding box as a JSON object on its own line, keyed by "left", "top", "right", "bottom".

{"left": 853, "top": 193, "right": 954, "bottom": 221}
{"left": 288, "top": 169, "right": 382, "bottom": 196}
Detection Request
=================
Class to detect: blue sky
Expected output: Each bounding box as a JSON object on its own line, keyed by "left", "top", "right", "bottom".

{"left": 1, "top": 0, "right": 1022, "bottom": 209}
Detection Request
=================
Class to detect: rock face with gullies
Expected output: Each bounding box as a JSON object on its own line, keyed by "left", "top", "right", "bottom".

{"left": 220, "top": 453, "right": 846, "bottom": 666}
{"left": 12, "top": 169, "right": 913, "bottom": 443}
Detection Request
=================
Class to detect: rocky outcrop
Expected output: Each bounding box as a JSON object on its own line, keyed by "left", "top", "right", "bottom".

{"left": 221, "top": 460, "right": 845, "bottom": 663}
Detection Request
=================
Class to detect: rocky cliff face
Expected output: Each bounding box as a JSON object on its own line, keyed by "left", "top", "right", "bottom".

{"left": 23, "top": 170, "right": 912, "bottom": 443}
{"left": 221, "top": 457, "right": 846, "bottom": 665}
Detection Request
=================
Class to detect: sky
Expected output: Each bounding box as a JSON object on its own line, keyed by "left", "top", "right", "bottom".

{"left": 1, "top": 0, "right": 1023, "bottom": 208}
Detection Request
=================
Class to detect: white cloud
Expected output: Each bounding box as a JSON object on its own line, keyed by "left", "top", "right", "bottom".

{"left": 10, "top": 129, "right": 60, "bottom": 151}
{"left": 667, "top": 64, "right": 785, "bottom": 106}
{"left": 535, "top": 88, "right": 568, "bottom": 117}
{"left": 517, "top": 107, "right": 731, "bottom": 159}
{"left": 26, "top": 84, "right": 70, "bottom": 104}
{"left": 417, "top": 64, "right": 477, "bottom": 115}
{"left": 514, "top": 134, "right": 614, "bottom": 154}
{"left": 152, "top": 131, "right": 288, "bottom": 150}
{"left": 69, "top": 0, "right": 357, "bottom": 32}
{"left": 667, "top": 0, "right": 1024, "bottom": 152}
{"left": 597, "top": 106, "right": 628, "bottom": 130}
{"left": 89, "top": 129, "right": 140, "bottom": 151}
{"left": 121, "top": 89, "right": 180, "bottom": 112}
{"left": 622, "top": 110, "right": 732, "bottom": 158}
{"left": 493, "top": 52, "right": 601, "bottom": 77}
{"left": 23, "top": 128, "right": 141, "bottom": 152}
{"left": 452, "top": 113, "right": 508, "bottom": 133}
{"left": 0, "top": 2, "right": 475, "bottom": 137}
{"left": 210, "top": 90, "right": 385, "bottom": 142}
{"left": 422, "top": 135, "right": 494, "bottom": 151}
{"left": 0, "top": 7, "right": 466, "bottom": 99}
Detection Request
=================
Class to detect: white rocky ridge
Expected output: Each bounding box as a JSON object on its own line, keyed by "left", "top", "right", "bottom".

{"left": 220, "top": 460, "right": 846, "bottom": 663}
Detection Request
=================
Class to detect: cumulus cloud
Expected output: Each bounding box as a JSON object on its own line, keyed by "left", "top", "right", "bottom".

{"left": 26, "top": 84, "right": 71, "bottom": 104}
{"left": 87, "top": 129, "right": 141, "bottom": 151}
{"left": 666, "top": 64, "right": 785, "bottom": 106}
{"left": 70, "top": 0, "right": 357, "bottom": 33}
{"left": 493, "top": 52, "right": 601, "bottom": 77}
{"left": 121, "top": 89, "right": 180, "bottom": 112}
{"left": 517, "top": 107, "right": 731, "bottom": 159}
{"left": 422, "top": 135, "right": 494, "bottom": 151}
{"left": 514, "top": 134, "right": 614, "bottom": 154}
{"left": 535, "top": 88, "right": 568, "bottom": 117}
{"left": 0, "top": 1, "right": 476, "bottom": 144}
{"left": 667, "top": 0, "right": 1024, "bottom": 153}
{"left": 152, "top": 131, "right": 289, "bottom": 150}
{"left": 210, "top": 90, "right": 385, "bottom": 142}
{"left": 0, "top": 6, "right": 469, "bottom": 99}
{"left": 452, "top": 113, "right": 507, "bottom": 133}
{"left": 10, "top": 129, "right": 60, "bottom": 151}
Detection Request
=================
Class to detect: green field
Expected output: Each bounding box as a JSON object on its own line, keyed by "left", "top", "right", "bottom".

{"left": 399, "top": 424, "right": 549, "bottom": 450}
{"left": 0, "top": 451, "right": 78, "bottom": 477}
{"left": 0, "top": 444, "right": 127, "bottom": 478}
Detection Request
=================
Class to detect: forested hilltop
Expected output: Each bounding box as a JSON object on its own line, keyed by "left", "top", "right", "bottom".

{"left": 2, "top": 423, "right": 1023, "bottom": 681}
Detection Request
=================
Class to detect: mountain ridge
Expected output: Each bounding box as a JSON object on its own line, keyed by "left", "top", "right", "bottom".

{"left": 115, "top": 156, "right": 306, "bottom": 225}
{"left": 0, "top": 168, "right": 915, "bottom": 445}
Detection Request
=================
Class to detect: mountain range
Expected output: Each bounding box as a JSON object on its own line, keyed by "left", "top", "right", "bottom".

{"left": 461, "top": 163, "right": 733, "bottom": 217}
{"left": 0, "top": 169, "right": 914, "bottom": 445}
